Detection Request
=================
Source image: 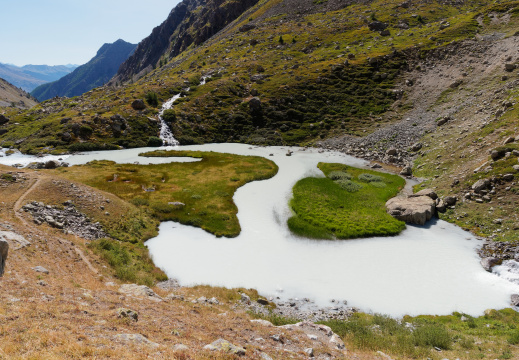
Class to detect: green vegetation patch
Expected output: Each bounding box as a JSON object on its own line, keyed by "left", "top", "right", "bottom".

{"left": 288, "top": 163, "right": 405, "bottom": 239}
{"left": 320, "top": 309, "right": 519, "bottom": 359}
{"left": 58, "top": 150, "right": 278, "bottom": 237}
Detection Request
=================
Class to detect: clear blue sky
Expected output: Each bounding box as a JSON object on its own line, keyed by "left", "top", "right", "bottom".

{"left": 1, "top": 0, "right": 181, "bottom": 66}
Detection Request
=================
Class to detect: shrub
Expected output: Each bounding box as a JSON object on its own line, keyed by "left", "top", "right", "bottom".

{"left": 358, "top": 173, "right": 384, "bottom": 183}
{"left": 413, "top": 324, "right": 452, "bottom": 350}
{"left": 130, "top": 197, "right": 149, "bottom": 206}
{"left": 508, "top": 330, "right": 519, "bottom": 345}
{"left": 162, "top": 109, "right": 176, "bottom": 122}
{"left": 147, "top": 136, "right": 163, "bottom": 147}
{"left": 151, "top": 203, "right": 176, "bottom": 214}
{"left": 328, "top": 171, "right": 352, "bottom": 180}
{"left": 336, "top": 179, "right": 363, "bottom": 192}
{"left": 145, "top": 92, "right": 159, "bottom": 107}
{"left": 0, "top": 173, "right": 16, "bottom": 182}
{"left": 79, "top": 125, "right": 93, "bottom": 139}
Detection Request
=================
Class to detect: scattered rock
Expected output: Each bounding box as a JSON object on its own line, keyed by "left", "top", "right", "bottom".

{"left": 251, "top": 319, "right": 274, "bottom": 327}
{"left": 204, "top": 338, "right": 245, "bottom": 355}
{"left": 503, "top": 136, "right": 515, "bottom": 145}
{"left": 173, "top": 344, "right": 189, "bottom": 351}
{"left": 400, "top": 166, "right": 412, "bottom": 176}
{"left": 443, "top": 196, "right": 457, "bottom": 206}
{"left": 368, "top": 21, "right": 388, "bottom": 32}
{"left": 304, "top": 348, "right": 314, "bottom": 357}
{"left": 503, "top": 173, "right": 515, "bottom": 181}
{"left": 0, "top": 115, "right": 9, "bottom": 125}
{"left": 240, "top": 293, "right": 251, "bottom": 304}
{"left": 131, "top": 99, "right": 146, "bottom": 110}
{"left": 472, "top": 178, "right": 490, "bottom": 193}
{"left": 119, "top": 284, "right": 162, "bottom": 301}
{"left": 386, "top": 196, "right": 436, "bottom": 225}
{"left": 117, "top": 308, "right": 138, "bottom": 321}
{"left": 410, "top": 143, "right": 422, "bottom": 152}
{"left": 511, "top": 294, "right": 519, "bottom": 307}
{"left": 32, "top": 266, "right": 49, "bottom": 274}
{"left": 114, "top": 334, "right": 159, "bottom": 347}
{"left": 437, "top": 116, "right": 449, "bottom": 126}
{"left": 480, "top": 257, "right": 500, "bottom": 272}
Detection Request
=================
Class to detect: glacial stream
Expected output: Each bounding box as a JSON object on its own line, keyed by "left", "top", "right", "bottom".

{"left": 62, "top": 143, "right": 519, "bottom": 317}
{"left": 2, "top": 140, "right": 519, "bottom": 316}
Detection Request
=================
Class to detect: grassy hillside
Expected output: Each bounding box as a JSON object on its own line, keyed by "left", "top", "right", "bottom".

{"left": 0, "top": 0, "right": 504, "bottom": 154}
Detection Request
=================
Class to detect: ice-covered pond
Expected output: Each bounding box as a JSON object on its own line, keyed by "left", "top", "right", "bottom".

{"left": 3, "top": 143, "right": 518, "bottom": 316}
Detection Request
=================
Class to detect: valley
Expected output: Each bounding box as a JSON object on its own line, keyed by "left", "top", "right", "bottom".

{"left": 1, "top": 0, "right": 519, "bottom": 358}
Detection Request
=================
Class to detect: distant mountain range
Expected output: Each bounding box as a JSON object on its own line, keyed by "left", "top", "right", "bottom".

{"left": 31, "top": 40, "right": 137, "bottom": 102}
{"left": 0, "top": 63, "right": 77, "bottom": 92}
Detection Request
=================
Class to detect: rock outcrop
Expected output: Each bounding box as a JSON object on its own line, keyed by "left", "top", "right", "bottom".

{"left": 386, "top": 195, "right": 436, "bottom": 225}
{"left": 0, "top": 236, "right": 8, "bottom": 276}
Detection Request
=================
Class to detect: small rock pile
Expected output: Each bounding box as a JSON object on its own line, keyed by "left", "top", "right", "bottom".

{"left": 22, "top": 201, "right": 107, "bottom": 240}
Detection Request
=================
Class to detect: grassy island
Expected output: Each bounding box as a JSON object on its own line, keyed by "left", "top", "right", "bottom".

{"left": 288, "top": 163, "right": 406, "bottom": 239}
{"left": 59, "top": 150, "right": 278, "bottom": 238}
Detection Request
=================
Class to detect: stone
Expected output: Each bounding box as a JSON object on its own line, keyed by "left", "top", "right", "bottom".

{"left": 386, "top": 196, "right": 436, "bottom": 225}
{"left": 240, "top": 293, "right": 251, "bottom": 304}
{"left": 131, "top": 99, "right": 146, "bottom": 110}
{"left": 173, "top": 344, "right": 189, "bottom": 351}
{"left": 32, "top": 266, "right": 49, "bottom": 274}
{"left": 491, "top": 150, "right": 501, "bottom": 160}
{"left": 0, "top": 115, "right": 9, "bottom": 125}
{"left": 411, "top": 189, "right": 438, "bottom": 200}
{"left": 119, "top": 284, "right": 162, "bottom": 301}
{"left": 239, "top": 24, "right": 256, "bottom": 32}
{"left": 117, "top": 308, "right": 138, "bottom": 321}
{"left": 386, "top": 148, "right": 397, "bottom": 156}
{"left": 503, "top": 173, "right": 515, "bottom": 181}
{"left": 0, "top": 237, "right": 8, "bottom": 277}
{"left": 410, "top": 143, "right": 422, "bottom": 152}
{"left": 248, "top": 97, "right": 262, "bottom": 112}
{"left": 330, "top": 333, "right": 345, "bottom": 349}
{"left": 204, "top": 339, "right": 245, "bottom": 355}
{"left": 505, "top": 63, "right": 516, "bottom": 72}
{"left": 44, "top": 160, "right": 60, "bottom": 169}
{"left": 443, "top": 196, "right": 457, "bottom": 206}
{"left": 377, "top": 351, "right": 394, "bottom": 359}
{"left": 472, "top": 178, "right": 490, "bottom": 193}
{"left": 257, "top": 298, "right": 269, "bottom": 305}
{"left": 114, "top": 334, "right": 159, "bottom": 347}
{"left": 260, "top": 353, "right": 273, "bottom": 360}
{"left": 250, "top": 319, "right": 274, "bottom": 327}
{"left": 368, "top": 21, "right": 388, "bottom": 32}
{"left": 380, "top": 29, "right": 390, "bottom": 36}
{"left": 511, "top": 294, "right": 519, "bottom": 306}
{"left": 436, "top": 199, "right": 446, "bottom": 213}
{"left": 480, "top": 257, "right": 500, "bottom": 272}
{"left": 304, "top": 348, "right": 314, "bottom": 357}
{"left": 400, "top": 166, "right": 412, "bottom": 176}
{"left": 504, "top": 136, "right": 515, "bottom": 145}
{"left": 513, "top": 165, "right": 519, "bottom": 172}
{"left": 437, "top": 117, "right": 449, "bottom": 126}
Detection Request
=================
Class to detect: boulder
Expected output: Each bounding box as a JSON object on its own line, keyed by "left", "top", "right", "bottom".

{"left": 248, "top": 97, "right": 262, "bottom": 112}
{"left": 117, "top": 308, "right": 138, "bottom": 321}
{"left": 0, "top": 115, "right": 9, "bottom": 125}
{"left": 204, "top": 339, "right": 245, "bottom": 355}
{"left": 410, "top": 143, "right": 422, "bottom": 152}
{"left": 368, "top": 21, "right": 388, "bottom": 32}
{"left": 436, "top": 199, "right": 446, "bottom": 213}
{"left": 386, "top": 196, "right": 436, "bottom": 225}
{"left": 45, "top": 160, "right": 60, "bottom": 169}
{"left": 511, "top": 294, "right": 519, "bottom": 307}
{"left": 114, "top": 334, "right": 159, "bottom": 347}
{"left": 119, "top": 284, "right": 162, "bottom": 301}
{"left": 0, "top": 237, "right": 8, "bottom": 276}
{"left": 443, "top": 196, "right": 457, "bottom": 206}
{"left": 505, "top": 63, "right": 516, "bottom": 72}
{"left": 411, "top": 189, "right": 438, "bottom": 200}
{"left": 386, "top": 148, "right": 397, "bottom": 156}
{"left": 472, "top": 178, "right": 490, "bottom": 193}
{"left": 437, "top": 117, "right": 449, "bottom": 126}
{"left": 131, "top": 99, "right": 146, "bottom": 110}
{"left": 504, "top": 136, "right": 515, "bottom": 145}
{"left": 503, "top": 173, "right": 515, "bottom": 181}
{"left": 239, "top": 24, "right": 256, "bottom": 32}
{"left": 400, "top": 166, "right": 412, "bottom": 176}
{"left": 32, "top": 266, "right": 49, "bottom": 274}
{"left": 480, "top": 257, "right": 500, "bottom": 272}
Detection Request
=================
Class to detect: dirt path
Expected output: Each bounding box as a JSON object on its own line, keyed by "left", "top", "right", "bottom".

{"left": 10, "top": 173, "right": 98, "bottom": 274}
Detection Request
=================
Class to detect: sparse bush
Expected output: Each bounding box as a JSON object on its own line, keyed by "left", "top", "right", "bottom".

{"left": 79, "top": 125, "right": 93, "bottom": 138}
{"left": 147, "top": 136, "right": 163, "bottom": 147}
{"left": 162, "top": 109, "right": 176, "bottom": 122}
{"left": 413, "top": 324, "right": 452, "bottom": 350}
{"left": 145, "top": 92, "right": 159, "bottom": 107}
{"left": 358, "top": 173, "right": 384, "bottom": 183}
{"left": 130, "top": 197, "right": 149, "bottom": 206}
{"left": 328, "top": 171, "right": 352, "bottom": 180}
{"left": 336, "top": 179, "right": 363, "bottom": 192}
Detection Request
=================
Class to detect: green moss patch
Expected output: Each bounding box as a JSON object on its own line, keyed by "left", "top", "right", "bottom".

{"left": 288, "top": 163, "right": 405, "bottom": 239}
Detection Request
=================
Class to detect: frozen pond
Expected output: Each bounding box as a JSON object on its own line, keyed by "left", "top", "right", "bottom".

{"left": 3, "top": 143, "right": 518, "bottom": 316}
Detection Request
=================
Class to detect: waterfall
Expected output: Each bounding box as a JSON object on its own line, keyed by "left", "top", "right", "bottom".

{"left": 157, "top": 76, "right": 209, "bottom": 147}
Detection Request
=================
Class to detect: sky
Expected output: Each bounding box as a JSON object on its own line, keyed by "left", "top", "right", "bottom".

{"left": 1, "top": 0, "right": 181, "bottom": 66}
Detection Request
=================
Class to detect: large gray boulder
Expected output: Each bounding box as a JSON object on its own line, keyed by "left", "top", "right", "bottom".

{"left": 410, "top": 189, "right": 438, "bottom": 200}
{"left": 472, "top": 178, "right": 490, "bottom": 193}
{"left": 386, "top": 196, "right": 436, "bottom": 225}
{"left": 481, "top": 257, "right": 500, "bottom": 272}
{"left": 0, "top": 237, "right": 8, "bottom": 277}
{"left": 204, "top": 339, "right": 246, "bottom": 355}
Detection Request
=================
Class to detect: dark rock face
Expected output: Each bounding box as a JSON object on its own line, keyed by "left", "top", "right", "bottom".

{"left": 0, "top": 237, "right": 8, "bottom": 277}
{"left": 368, "top": 21, "right": 389, "bottom": 32}
{"left": 0, "top": 114, "right": 9, "bottom": 125}
{"left": 113, "top": 0, "right": 260, "bottom": 84}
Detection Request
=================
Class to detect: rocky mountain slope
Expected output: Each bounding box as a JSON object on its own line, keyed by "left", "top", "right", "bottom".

{"left": 0, "top": 63, "right": 76, "bottom": 92}
{"left": 31, "top": 40, "right": 137, "bottom": 102}
{"left": 0, "top": 77, "right": 37, "bottom": 109}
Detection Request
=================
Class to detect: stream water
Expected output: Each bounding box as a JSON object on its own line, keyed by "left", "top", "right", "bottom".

{"left": 55, "top": 143, "right": 518, "bottom": 317}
